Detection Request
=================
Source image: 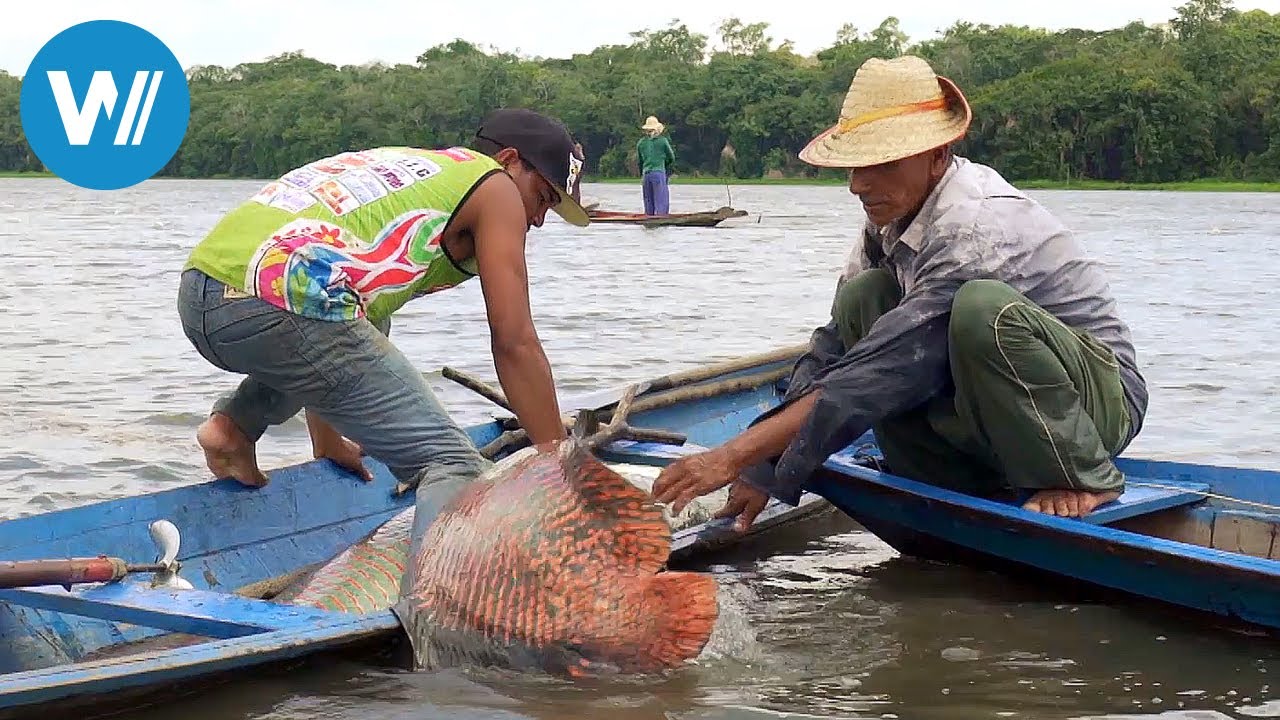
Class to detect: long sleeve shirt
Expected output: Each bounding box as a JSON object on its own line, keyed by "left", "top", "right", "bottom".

{"left": 740, "top": 156, "right": 1149, "bottom": 505}
{"left": 637, "top": 135, "right": 675, "bottom": 174}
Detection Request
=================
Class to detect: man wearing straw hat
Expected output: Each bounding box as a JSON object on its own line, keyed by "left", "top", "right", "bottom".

{"left": 652, "top": 56, "right": 1148, "bottom": 527}
{"left": 637, "top": 115, "right": 676, "bottom": 215}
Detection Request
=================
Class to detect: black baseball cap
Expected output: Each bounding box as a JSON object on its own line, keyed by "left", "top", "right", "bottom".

{"left": 475, "top": 108, "right": 590, "bottom": 227}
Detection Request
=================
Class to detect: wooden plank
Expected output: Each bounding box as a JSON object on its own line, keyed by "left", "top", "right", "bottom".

{"left": 597, "top": 439, "right": 709, "bottom": 465}
{"left": 0, "top": 613, "right": 399, "bottom": 712}
{"left": 0, "top": 582, "right": 355, "bottom": 639}
{"left": 1111, "top": 506, "right": 1215, "bottom": 548}
{"left": 599, "top": 441, "right": 833, "bottom": 558}
{"left": 830, "top": 444, "right": 1211, "bottom": 527}
{"left": 1212, "top": 512, "right": 1277, "bottom": 559}
{"left": 1078, "top": 478, "right": 1210, "bottom": 526}
{"left": 670, "top": 493, "right": 831, "bottom": 557}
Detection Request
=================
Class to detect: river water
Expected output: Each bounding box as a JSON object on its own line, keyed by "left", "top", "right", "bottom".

{"left": 1, "top": 177, "right": 1279, "bottom": 719}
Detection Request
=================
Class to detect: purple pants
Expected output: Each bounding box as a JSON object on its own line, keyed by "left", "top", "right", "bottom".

{"left": 642, "top": 170, "right": 669, "bottom": 215}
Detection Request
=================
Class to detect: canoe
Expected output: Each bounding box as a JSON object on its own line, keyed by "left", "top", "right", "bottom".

{"left": 586, "top": 205, "right": 748, "bottom": 227}
{"left": 0, "top": 347, "right": 831, "bottom": 719}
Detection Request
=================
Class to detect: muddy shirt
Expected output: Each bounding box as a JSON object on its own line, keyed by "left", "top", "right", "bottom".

{"left": 185, "top": 146, "right": 502, "bottom": 324}
{"left": 745, "top": 156, "right": 1149, "bottom": 505}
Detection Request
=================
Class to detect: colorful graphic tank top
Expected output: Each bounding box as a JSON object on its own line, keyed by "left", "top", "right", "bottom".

{"left": 184, "top": 146, "right": 503, "bottom": 323}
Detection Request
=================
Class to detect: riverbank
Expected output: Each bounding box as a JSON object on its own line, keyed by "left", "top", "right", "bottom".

{"left": 591, "top": 175, "right": 1280, "bottom": 191}
{"left": 5, "top": 171, "right": 1277, "bottom": 192}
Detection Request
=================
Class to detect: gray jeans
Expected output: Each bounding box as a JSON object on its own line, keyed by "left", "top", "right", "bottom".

{"left": 176, "top": 268, "right": 489, "bottom": 488}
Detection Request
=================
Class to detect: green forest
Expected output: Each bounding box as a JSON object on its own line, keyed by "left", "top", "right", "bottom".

{"left": 1, "top": 0, "right": 1277, "bottom": 184}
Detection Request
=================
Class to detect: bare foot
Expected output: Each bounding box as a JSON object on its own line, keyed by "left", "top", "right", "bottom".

{"left": 1021, "top": 488, "right": 1122, "bottom": 518}
{"left": 196, "top": 413, "right": 269, "bottom": 488}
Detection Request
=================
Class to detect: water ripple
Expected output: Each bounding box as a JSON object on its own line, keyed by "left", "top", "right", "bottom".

{"left": 6, "top": 179, "right": 1280, "bottom": 719}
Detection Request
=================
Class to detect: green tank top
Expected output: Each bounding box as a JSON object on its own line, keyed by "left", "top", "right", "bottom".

{"left": 185, "top": 146, "right": 503, "bottom": 323}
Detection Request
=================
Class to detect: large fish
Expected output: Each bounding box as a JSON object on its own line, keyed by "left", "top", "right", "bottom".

{"left": 274, "top": 437, "right": 721, "bottom": 676}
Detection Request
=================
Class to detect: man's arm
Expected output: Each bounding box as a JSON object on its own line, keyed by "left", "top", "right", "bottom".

{"left": 470, "top": 175, "right": 567, "bottom": 446}
{"left": 786, "top": 229, "right": 879, "bottom": 401}
{"left": 663, "top": 137, "right": 676, "bottom": 168}
{"left": 784, "top": 280, "right": 850, "bottom": 403}
{"left": 740, "top": 240, "right": 981, "bottom": 505}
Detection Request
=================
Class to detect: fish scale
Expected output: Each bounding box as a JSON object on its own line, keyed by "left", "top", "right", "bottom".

{"left": 392, "top": 439, "right": 718, "bottom": 676}
{"left": 275, "top": 508, "right": 413, "bottom": 614}
{"left": 266, "top": 439, "right": 719, "bottom": 676}
{"left": 74, "top": 442, "right": 725, "bottom": 674}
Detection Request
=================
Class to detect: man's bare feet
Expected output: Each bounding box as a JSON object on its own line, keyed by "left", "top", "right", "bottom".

{"left": 196, "top": 413, "right": 269, "bottom": 488}
{"left": 1021, "top": 488, "right": 1122, "bottom": 518}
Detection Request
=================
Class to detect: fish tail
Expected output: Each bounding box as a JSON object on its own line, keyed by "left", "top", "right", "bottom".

{"left": 633, "top": 570, "right": 718, "bottom": 670}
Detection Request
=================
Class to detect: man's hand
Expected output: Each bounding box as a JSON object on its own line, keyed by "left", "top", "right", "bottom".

{"left": 653, "top": 392, "right": 820, "bottom": 514}
{"left": 714, "top": 479, "right": 769, "bottom": 532}
{"left": 652, "top": 447, "right": 740, "bottom": 513}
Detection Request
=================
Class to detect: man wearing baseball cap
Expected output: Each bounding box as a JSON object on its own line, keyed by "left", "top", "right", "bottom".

{"left": 178, "top": 106, "right": 589, "bottom": 497}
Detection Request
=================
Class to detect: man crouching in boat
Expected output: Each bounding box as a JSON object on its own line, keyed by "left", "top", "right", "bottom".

{"left": 177, "top": 108, "right": 587, "bottom": 490}
{"left": 652, "top": 56, "right": 1148, "bottom": 525}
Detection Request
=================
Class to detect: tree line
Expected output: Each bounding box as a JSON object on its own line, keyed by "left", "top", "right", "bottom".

{"left": 0, "top": 0, "right": 1276, "bottom": 183}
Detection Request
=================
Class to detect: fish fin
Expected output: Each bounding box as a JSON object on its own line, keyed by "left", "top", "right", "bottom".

{"left": 628, "top": 570, "right": 719, "bottom": 670}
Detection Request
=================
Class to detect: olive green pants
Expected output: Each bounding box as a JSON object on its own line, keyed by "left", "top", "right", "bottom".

{"left": 837, "top": 269, "right": 1132, "bottom": 495}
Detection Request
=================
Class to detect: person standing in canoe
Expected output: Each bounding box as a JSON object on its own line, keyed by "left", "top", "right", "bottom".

{"left": 637, "top": 115, "right": 676, "bottom": 216}
{"left": 178, "top": 108, "right": 588, "bottom": 491}
{"left": 651, "top": 56, "right": 1148, "bottom": 525}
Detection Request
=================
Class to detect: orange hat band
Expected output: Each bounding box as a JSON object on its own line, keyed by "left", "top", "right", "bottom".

{"left": 835, "top": 97, "right": 948, "bottom": 135}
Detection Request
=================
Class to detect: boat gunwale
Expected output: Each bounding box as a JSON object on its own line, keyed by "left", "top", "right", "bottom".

{"left": 815, "top": 455, "right": 1280, "bottom": 584}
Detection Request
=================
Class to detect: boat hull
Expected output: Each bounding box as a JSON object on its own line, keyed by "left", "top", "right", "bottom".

{"left": 0, "top": 351, "right": 825, "bottom": 717}
{"left": 6, "top": 345, "right": 1280, "bottom": 716}
{"left": 811, "top": 443, "right": 1280, "bottom": 636}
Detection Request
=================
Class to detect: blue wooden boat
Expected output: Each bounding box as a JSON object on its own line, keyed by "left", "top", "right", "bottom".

{"left": 612, "top": 353, "right": 1280, "bottom": 639}
{"left": 0, "top": 347, "right": 830, "bottom": 719}
{"left": 4, "top": 344, "right": 1279, "bottom": 717}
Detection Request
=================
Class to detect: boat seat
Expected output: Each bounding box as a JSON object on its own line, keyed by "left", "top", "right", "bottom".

{"left": 1005, "top": 477, "right": 1211, "bottom": 526}
{"left": 621, "top": 440, "right": 1212, "bottom": 527}
{"left": 597, "top": 439, "right": 711, "bottom": 465}
{"left": 0, "top": 580, "right": 388, "bottom": 639}
{"left": 826, "top": 442, "right": 1210, "bottom": 525}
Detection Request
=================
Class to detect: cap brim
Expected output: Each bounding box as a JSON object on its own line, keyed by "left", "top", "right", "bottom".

{"left": 528, "top": 164, "right": 591, "bottom": 227}
{"left": 551, "top": 192, "right": 591, "bottom": 227}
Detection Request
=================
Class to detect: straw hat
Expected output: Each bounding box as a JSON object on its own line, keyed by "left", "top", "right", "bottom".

{"left": 799, "top": 55, "right": 972, "bottom": 168}
{"left": 641, "top": 115, "right": 665, "bottom": 134}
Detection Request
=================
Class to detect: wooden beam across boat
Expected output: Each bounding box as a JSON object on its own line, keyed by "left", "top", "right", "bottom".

{"left": 0, "top": 583, "right": 377, "bottom": 639}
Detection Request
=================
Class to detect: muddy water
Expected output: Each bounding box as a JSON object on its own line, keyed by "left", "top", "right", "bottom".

{"left": 2, "top": 178, "right": 1279, "bottom": 719}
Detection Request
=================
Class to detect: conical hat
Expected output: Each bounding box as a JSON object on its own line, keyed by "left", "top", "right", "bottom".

{"left": 799, "top": 55, "right": 972, "bottom": 168}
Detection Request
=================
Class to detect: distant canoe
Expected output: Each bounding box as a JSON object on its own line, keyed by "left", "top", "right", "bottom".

{"left": 587, "top": 205, "right": 748, "bottom": 227}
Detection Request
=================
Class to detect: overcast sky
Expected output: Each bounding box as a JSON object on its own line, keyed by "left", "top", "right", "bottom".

{"left": 5, "top": 0, "right": 1280, "bottom": 76}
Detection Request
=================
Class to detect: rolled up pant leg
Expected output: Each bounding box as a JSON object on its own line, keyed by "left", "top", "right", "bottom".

{"left": 946, "top": 279, "right": 1132, "bottom": 493}
{"left": 177, "top": 269, "right": 488, "bottom": 490}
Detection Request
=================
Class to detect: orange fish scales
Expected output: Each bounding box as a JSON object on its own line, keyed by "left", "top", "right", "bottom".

{"left": 393, "top": 439, "right": 719, "bottom": 675}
